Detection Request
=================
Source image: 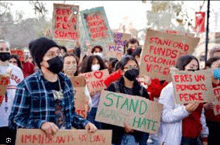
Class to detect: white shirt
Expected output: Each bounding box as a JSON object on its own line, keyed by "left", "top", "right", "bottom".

{"left": 0, "top": 63, "right": 24, "bottom": 127}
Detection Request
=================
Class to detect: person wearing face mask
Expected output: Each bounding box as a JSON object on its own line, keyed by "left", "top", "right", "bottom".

{"left": 158, "top": 55, "right": 208, "bottom": 145}
{"left": 63, "top": 53, "right": 92, "bottom": 117}
{"left": 91, "top": 45, "right": 103, "bottom": 58}
{"left": 9, "top": 37, "right": 97, "bottom": 141}
{"left": 203, "top": 57, "right": 220, "bottom": 145}
{"left": 102, "top": 56, "right": 150, "bottom": 145}
{"left": 79, "top": 55, "right": 107, "bottom": 129}
{"left": 0, "top": 40, "right": 24, "bottom": 145}
{"left": 124, "top": 38, "right": 139, "bottom": 56}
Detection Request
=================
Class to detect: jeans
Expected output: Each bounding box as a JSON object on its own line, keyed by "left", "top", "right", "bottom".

{"left": 87, "top": 107, "right": 102, "bottom": 129}
{"left": 181, "top": 137, "right": 203, "bottom": 145}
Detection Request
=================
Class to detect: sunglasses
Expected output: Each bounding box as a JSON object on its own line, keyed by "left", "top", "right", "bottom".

{"left": 0, "top": 47, "right": 10, "bottom": 51}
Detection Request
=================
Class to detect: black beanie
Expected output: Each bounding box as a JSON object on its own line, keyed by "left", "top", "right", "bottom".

{"left": 28, "top": 37, "right": 59, "bottom": 68}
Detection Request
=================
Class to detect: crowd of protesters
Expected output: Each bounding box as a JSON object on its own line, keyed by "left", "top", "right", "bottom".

{"left": 0, "top": 29, "right": 220, "bottom": 145}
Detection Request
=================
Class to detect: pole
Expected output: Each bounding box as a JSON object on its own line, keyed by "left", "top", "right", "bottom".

{"left": 205, "top": 0, "right": 210, "bottom": 63}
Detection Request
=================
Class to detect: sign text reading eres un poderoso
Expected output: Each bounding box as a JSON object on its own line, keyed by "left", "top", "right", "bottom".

{"left": 95, "top": 91, "right": 163, "bottom": 134}
{"left": 171, "top": 68, "right": 216, "bottom": 104}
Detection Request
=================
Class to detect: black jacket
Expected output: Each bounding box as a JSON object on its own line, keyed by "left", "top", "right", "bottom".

{"left": 102, "top": 77, "right": 149, "bottom": 145}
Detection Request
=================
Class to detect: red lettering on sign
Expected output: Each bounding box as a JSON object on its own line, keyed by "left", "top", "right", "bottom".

{"left": 179, "top": 92, "right": 203, "bottom": 102}
{"left": 216, "top": 104, "right": 220, "bottom": 113}
{"left": 94, "top": 71, "right": 103, "bottom": 79}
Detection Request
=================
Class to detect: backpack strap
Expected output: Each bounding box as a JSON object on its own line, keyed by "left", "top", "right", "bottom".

{"left": 113, "top": 82, "right": 120, "bottom": 93}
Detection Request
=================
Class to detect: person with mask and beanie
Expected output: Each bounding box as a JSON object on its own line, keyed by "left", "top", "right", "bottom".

{"left": 0, "top": 40, "right": 24, "bottom": 145}
{"left": 102, "top": 56, "right": 149, "bottom": 145}
{"left": 9, "top": 37, "right": 97, "bottom": 141}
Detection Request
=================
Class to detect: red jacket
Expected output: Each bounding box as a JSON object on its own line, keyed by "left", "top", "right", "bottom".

{"left": 104, "top": 69, "right": 122, "bottom": 87}
{"left": 182, "top": 104, "right": 204, "bottom": 139}
{"left": 22, "top": 61, "right": 35, "bottom": 78}
{"left": 147, "top": 79, "right": 168, "bottom": 100}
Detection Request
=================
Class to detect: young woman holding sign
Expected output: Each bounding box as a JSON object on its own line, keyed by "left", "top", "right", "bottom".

{"left": 158, "top": 55, "right": 208, "bottom": 145}
{"left": 79, "top": 55, "right": 107, "bottom": 129}
{"left": 102, "top": 56, "right": 150, "bottom": 145}
{"left": 63, "top": 53, "right": 92, "bottom": 116}
{"left": 204, "top": 57, "right": 220, "bottom": 145}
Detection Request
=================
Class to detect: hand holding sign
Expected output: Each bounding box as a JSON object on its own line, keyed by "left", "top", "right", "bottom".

{"left": 185, "top": 102, "right": 200, "bottom": 113}
{"left": 85, "top": 122, "right": 97, "bottom": 133}
{"left": 40, "top": 122, "right": 59, "bottom": 140}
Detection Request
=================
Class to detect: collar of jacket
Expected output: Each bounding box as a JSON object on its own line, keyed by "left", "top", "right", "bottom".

{"left": 118, "top": 76, "right": 142, "bottom": 90}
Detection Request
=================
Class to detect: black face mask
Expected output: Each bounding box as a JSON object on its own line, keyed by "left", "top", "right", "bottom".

{"left": 47, "top": 56, "right": 63, "bottom": 74}
{"left": 187, "top": 69, "right": 199, "bottom": 72}
{"left": 124, "top": 69, "right": 139, "bottom": 81}
{"left": 127, "top": 48, "right": 134, "bottom": 55}
{"left": 0, "top": 53, "right": 10, "bottom": 62}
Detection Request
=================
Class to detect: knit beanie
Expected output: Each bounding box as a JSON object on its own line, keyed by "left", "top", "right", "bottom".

{"left": 28, "top": 37, "right": 59, "bottom": 68}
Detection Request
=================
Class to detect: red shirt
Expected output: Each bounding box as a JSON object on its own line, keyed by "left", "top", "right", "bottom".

{"left": 182, "top": 103, "right": 203, "bottom": 138}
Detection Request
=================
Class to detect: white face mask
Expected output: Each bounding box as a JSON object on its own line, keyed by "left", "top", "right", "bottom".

{"left": 93, "top": 52, "right": 103, "bottom": 58}
{"left": 91, "top": 64, "right": 100, "bottom": 71}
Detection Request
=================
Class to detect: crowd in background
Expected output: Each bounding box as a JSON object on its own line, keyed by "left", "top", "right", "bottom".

{"left": 0, "top": 28, "right": 220, "bottom": 145}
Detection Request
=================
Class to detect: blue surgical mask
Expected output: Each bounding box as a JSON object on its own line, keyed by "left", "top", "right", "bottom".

{"left": 213, "top": 68, "right": 220, "bottom": 79}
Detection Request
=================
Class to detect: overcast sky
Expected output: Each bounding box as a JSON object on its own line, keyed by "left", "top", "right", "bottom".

{"left": 5, "top": 1, "right": 220, "bottom": 32}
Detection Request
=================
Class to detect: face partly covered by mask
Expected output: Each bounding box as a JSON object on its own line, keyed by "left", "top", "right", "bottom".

{"left": 123, "top": 60, "right": 139, "bottom": 81}
{"left": 41, "top": 47, "right": 64, "bottom": 74}
{"left": 0, "top": 41, "right": 11, "bottom": 63}
{"left": 64, "top": 56, "right": 77, "bottom": 76}
{"left": 91, "top": 58, "right": 100, "bottom": 71}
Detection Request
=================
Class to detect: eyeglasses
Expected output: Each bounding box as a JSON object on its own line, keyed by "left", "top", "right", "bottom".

{"left": 124, "top": 65, "right": 138, "bottom": 70}
{"left": 9, "top": 61, "right": 17, "bottom": 64}
{"left": 0, "top": 47, "right": 10, "bottom": 51}
{"left": 44, "top": 50, "right": 62, "bottom": 58}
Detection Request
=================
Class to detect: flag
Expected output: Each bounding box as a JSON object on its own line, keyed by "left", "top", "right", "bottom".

{"left": 194, "top": 12, "right": 205, "bottom": 33}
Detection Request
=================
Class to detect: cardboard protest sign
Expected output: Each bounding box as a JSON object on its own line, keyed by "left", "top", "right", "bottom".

{"left": 70, "top": 76, "right": 88, "bottom": 118}
{"left": 139, "top": 29, "right": 200, "bottom": 81}
{"left": 213, "top": 86, "right": 220, "bottom": 115}
{"left": 16, "top": 129, "right": 112, "bottom": 145}
{"left": 106, "top": 32, "right": 131, "bottom": 59}
{"left": 95, "top": 90, "right": 163, "bottom": 134}
{"left": 52, "top": 3, "right": 79, "bottom": 41}
{"left": 81, "top": 69, "right": 109, "bottom": 94}
{"left": 80, "top": 7, "right": 113, "bottom": 44}
{"left": 11, "top": 49, "right": 24, "bottom": 61}
{"left": 170, "top": 68, "right": 216, "bottom": 104}
{"left": 0, "top": 75, "right": 10, "bottom": 106}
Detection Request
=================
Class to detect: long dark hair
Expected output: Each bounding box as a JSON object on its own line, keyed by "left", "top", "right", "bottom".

{"left": 80, "top": 55, "right": 107, "bottom": 73}
{"left": 10, "top": 54, "right": 23, "bottom": 70}
{"left": 205, "top": 57, "right": 220, "bottom": 68}
{"left": 63, "top": 53, "right": 79, "bottom": 76}
{"left": 176, "top": 55, "right": 200, "bottom": 70}
{"left": 118, "top": 55, "right": 139, "bottom": 71}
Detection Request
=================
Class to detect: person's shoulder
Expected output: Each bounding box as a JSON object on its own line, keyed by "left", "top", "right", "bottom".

{"left": 9, "top": 64, "right": 22, "bottom": 73}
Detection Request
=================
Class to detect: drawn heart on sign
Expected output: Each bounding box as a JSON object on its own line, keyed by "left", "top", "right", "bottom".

{"left": 94, "top": 71, "right": 103, "bottom": 79}
{"left": 75, "top": 81, "right": 79, "bottom": 85}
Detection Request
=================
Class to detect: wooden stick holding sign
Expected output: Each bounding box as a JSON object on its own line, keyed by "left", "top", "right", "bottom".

{"left": 139, "top": 29, "right": 200, "bottom": 81}
{"left": 52, "top": 3, "right": 79, "bottom": 41}
{"left": 170, "top": 67, "right": 216, "bottom": 104}
{"left": 80, "top": 7, "right": 113, "bottom": 44}
{"left": 213, "top": 86, "right": 220, "bottom": 115}
{"left": 16, "top": 129, "right": 112, "bottom": 145}
{"left": 70, "top": 76, "right": 88, "bottom": 118}
{"left": 106, "top": 32, "right": 131, "bottom": 59}
{"left": 81, "top": 69, "right": 109, "bottom": 94}
{"left": 0, "top": 75, "right": 10, "bottom": 106}
{"left": 95, "top": 90, "right": 163, "bottom": 134}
